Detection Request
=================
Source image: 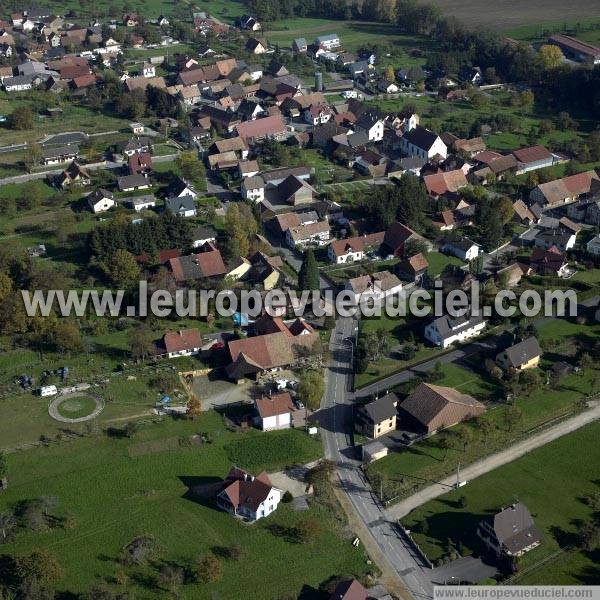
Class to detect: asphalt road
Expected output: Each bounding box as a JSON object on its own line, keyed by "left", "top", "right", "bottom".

{"left": 320, "top": 316, "right": 435, "bottom": 599}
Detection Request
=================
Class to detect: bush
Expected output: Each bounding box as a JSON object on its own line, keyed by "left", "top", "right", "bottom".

{"left": 282, "top": 491, "right": 293, "bottom": 503}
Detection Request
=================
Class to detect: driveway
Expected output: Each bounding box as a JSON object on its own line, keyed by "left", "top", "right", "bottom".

{"left": 191, "top": 376, "right": 252, "bottom": 410}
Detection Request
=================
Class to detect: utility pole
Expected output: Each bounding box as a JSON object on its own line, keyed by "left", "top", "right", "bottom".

{"left": 456, "top": 462, "right": 460, "bottom": 488}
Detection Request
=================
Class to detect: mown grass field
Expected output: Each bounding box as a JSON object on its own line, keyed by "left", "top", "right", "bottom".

{"left": 403, "top": 421, "right": 600, "bottom": 583}
{"left": 0, "top": 413, "right": 369, "bottom": 599}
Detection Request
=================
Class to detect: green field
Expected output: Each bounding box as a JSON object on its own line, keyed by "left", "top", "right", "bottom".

{"left": 0, "top": 413, "right": 372, "bottom": 598}
{"left": 403, "top": 421, "right": 600, "bottom": 583}
{"left": 56, "top": 395, "right": 99, "bottom": 419}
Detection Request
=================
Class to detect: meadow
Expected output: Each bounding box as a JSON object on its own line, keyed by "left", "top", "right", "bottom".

{"left": 403, "top": 421, "right": 600, "bottom": 583}
{"left": 0, "top": 413, "right": 372, "bottom": 598}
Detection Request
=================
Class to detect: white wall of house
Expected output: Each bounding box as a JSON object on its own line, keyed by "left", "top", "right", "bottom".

{"left": 261, "top": 412, "right": 292, "bottom": 431}
{"left": 242, "top": 185, "right": 264, "bottom": 202}
{"left": 425, "top": 320, "right": 486, "bottom": 349}
{"left": 167, "top": 347, "right": 200, "bottom": 359}
{"left": 91, "top": 199, "right": 115, "bottom": 213}
{"left": 328, "top": 247, "right": 363, "bottom": 264}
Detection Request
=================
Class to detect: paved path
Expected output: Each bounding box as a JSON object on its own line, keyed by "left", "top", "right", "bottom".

{"left": 385, "top": 401, "right": 600, "bottom": 521}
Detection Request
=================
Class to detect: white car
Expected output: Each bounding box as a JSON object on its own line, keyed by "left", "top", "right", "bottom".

{"left": 341, "top": 90, "right": 358, "bottom": 99}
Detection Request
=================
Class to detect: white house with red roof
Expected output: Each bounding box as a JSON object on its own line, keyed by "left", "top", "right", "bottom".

{"left": 255, "top": 391, "right": 296, "bottom": 431}
{"left": 217, "top": 467, "right": 282, "bottom": 521}
{"left": 159, "top": 328, "right": 203, "bottom": 359}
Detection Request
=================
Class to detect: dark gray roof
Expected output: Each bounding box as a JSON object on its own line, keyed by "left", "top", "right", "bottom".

{"left": 42, "top": 144, "right": 79, "bottom": 159}
{"left": 491, "top": 503, "right": 542, "bottom": 555}
{"left": 191, "top": 225, "right": 216, "bottom": 239}
{"left": 500, "top": 337, "right": 541, "bottom": 368}
{"left": 430, "top": 314, "right": 484, "bottom": 341}
{"left": 357, "top": 393, "right": 398, "bottom": 424}
{"left": 165, "top": 195, "right": 196, "bottom": 213}
{"left": 403, "top": 125, "right": 441, "bottom": 151}
{"left": 445, "top": 237, "right": 479, "bottom": 252}
{"left": 118, "top": 174, "right": 150, "bottom": 190}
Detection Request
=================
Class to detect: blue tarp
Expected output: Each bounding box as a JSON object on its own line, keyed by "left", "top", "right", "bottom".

{"left": 233, "top": 313, "right": 249, "bottom": 326}
{"left": 160, "top": 395, "right": 171, "bottom": 405}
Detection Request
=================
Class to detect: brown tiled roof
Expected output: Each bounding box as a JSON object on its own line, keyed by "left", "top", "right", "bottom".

{"left": 383, "top": 222, "right": 418, "bottom": 254}
{"left": 512, "top": 200, "right": 536, "bottom": 222}
{"left": 255, "top": 392, "right": 295, "bottom": 418}
{"left": 273, "top": 212, "right": 301, "bottom": 233}
{"left": 397, "top": 252, "right": 429, "bottom": 275}
{"left": 253, "top": 313, "right": 291, "bottom": 336}
{"left": 125, "top": 76, "right": 166, "bottom": 92}
{"left": 60, "top": 64, "right": 90, "bottom": 79}
{"left": 227, "top": 331, "right": 317, "bottom": 374}
{"left": 400, "top": 383, "right": 485, "bottom": 433}
{"left": 72, "top": 73, "right": 96, "bottom": 88}
{"left": 219, "top": 468, "right": 273, "bottom": 513}
{"left": 513, "top": 145, "right": 552, "bottom": 164}
{"left": 162, "top": 328, "right": 202, "bottom": 353}
{"left": 235, "top": 114, "right": 286, "bottom": 141}
{"left": 536, "top": 170, "right": 599, "bottom": 205}
{"left": 454, "top": 137, "right": 486, "bottom": 154}
{"left": 328, "top": 579, "right": 368, "bottom": 600}
{"left": 168, "top": 249, "right": 226, "bottom": 281}
{"left": 347, "top": 270, "right": 402, "bottom": 294}
{"left": 329, "top": 232, "right": 385, "bottom": 258}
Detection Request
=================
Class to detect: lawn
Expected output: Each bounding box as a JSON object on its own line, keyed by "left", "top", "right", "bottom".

{"left": 56, "top": 395, "right": 99, "bottom": 419}
{"left": 402, "top": 421, "right": 600, "bottom": 583}
{"left": 424, "top": 251, "right": 464, "bottom": 278}
{"left": 0, "top": 95, "right": 130, "bottom": 147}
{"left": 0, "top": 413, "right": 372, "bottom": 599}
{"left": 365, "top": 357, "right": 600, "bottom": 504}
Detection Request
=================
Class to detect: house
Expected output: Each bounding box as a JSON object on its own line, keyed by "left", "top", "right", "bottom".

{"left": 241, "top": 176, "right": 265, "bottom": 202}
{"left": 548, "top": 33, "right": 600, "bottom": 65}
{"left": 264, "top": 175, "right": 316, "bottom": 209}
{"left": 255, "top": 392, "right": 296, "bottom": 431}
{"left": 292, "top": 38, "right": 307, "bottom": 53}
{"left": 217, "top": 467, "right": 282, "bottom": 522}
{"left": 168, "top": 245, "right": 227, "bottom": 282}
{"left": 496, "top": 262, "right": 531, "bottom": 287}
{"left": 123, "top": 136, "right": 152, "bottom": 156}
{"left": 442, "top": 238, "right": 480, "bottom": 261}
{"left": 530, "top": 246, "right": 568, "bottom": 277}
{"left": 345, "top": 270, "right": 403, "bottom": 304}
{"left": 424, "top": 169, "right": 468, "bottom": 199}
{"left": 130, "top": 122, "right": 144, "bottom": 135}
{"left": 165, "top": 195, "right": 197, "bottom": 218}
{"left": 533, "top": 229, "right": 576, "bottom": 252}
{"left": 226, "top": 329, "right": 317, "bottom": 381}
{"left": 41, "top": 144, "right": 79, "bottom": 165}
{"left": 239, "top": 14, "right": 261, "bottom": 31}
{"left": 158, "top": 329, "right": 203, "bottom": 358}
{"left": 529, "top": 170, "right": 599, "bottom": 208}
{"left": 328, "top": 579, "right": 368, "bottom": 600}
{"left": 401, "top": 125, "right": 447, "bottom": 160}
{"left": 587, "top": 235, "right": 600, "bottom": 257}
{"left": 191, "top": 226, "right": 217, "bottom": 248}
{"left": 328, "top": 232, "right": 385, "bottom": 264}
{"left": 478, "top": 503, "right": 542, "bottom": 558}
{"left": 246, "top": 37, "right": 267, "bottom": 54}
{"left": 235, "top": 114, "right": 287, "bottom": 144}
{"left": 354, "top": 112, "right": 385, "bottom": 142}
{"left": 496, "top": 337, "right": 541, "bottom": 372}
{"left": 315, "top": 33, "right": 340, "bottom": 50}
{"left": 382, "top": 222, "right": 425, "bottom": 257}
{"left": 3, "top": 75, "right": 33, "bottom": 92}
{"left": 167, "top": 178, "right": 198, "bottom": 200}
{"left": 512, "top": 200, "right": 537, "bottom": 226}
{"left": 58, "top": 161, "right": 90, "bottom": 187}
{"left": 378, "top": 80, "right": 399, "bottom": 94}
{"left": 285, "top": 220, "right": 330, "bottom": 249}
{"left": 179, "top": 84, "right": 201, "bottom": 106}
{"left": 87, "top": 188, "right": 115, "bottom": 213}
{"left": 354, "top": 393, "right": 398, "bottom": 439}
{"left": 125, "top": 195, "right": 156, "bottom": 212}
{"left": 454, "top": 137, "right": 486, "bottom": 158}
{"left": 304, "top": 104, "right": 333, "bottom": 126}
{"left": 424, "top": 314, "right": 486, "bottom": 348}
{"left": 396, "top": 253, "right": 429, "bottom": 283}
{"left": 399, "top": 383, "right": 485, "bottom": 434}
{"left": 118, "top": 174, "right": 150, "bottom": 192}
{"left": 432, "top": 209, "right": 456, "bottom": 231}
{"left": 512, "top": 145, "right": 557, "bottom": 174}
{"left": 128, "top": 152, "right": 153, "bottom": 175}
